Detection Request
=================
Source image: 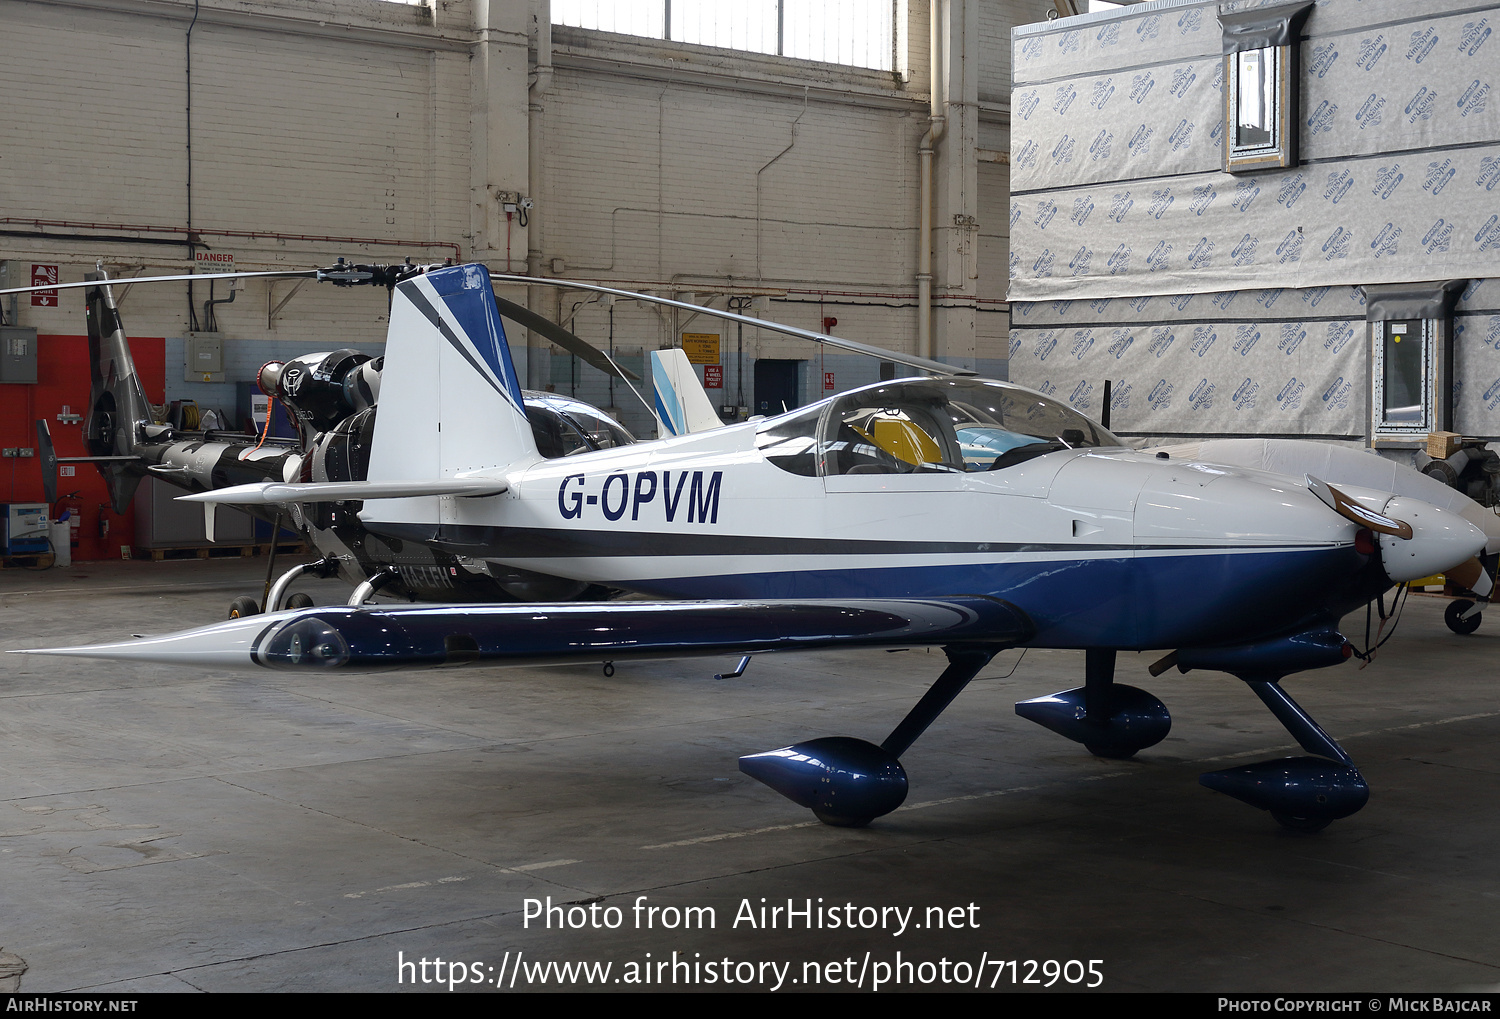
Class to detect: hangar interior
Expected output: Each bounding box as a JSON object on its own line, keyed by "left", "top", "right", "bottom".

{"left": 4, "top": 0, "right": 1500, "bottom": 996}
{"left": 1, "top": 0, "right": 1029, "bottom": 556}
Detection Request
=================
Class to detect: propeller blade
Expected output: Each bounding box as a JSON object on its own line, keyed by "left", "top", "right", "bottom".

{"left": 1305, "top": 475, "right": 1414, "bottom": 540}
{"left": 1444, "top": 557, "right": 1494, "bottom": 599}
{"left": 491, "top": 294, "right": 640, "bottom": 382}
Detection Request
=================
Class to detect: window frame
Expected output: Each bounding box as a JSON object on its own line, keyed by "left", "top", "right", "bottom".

{"left": 1219, "top": 2, "right": 1314, "bottom": 174}
{"left": 552, "top": 0, "right": 897, "bottom": 73}
{"left": 1365, "top": 281, "right": 1467, "bottom": 448}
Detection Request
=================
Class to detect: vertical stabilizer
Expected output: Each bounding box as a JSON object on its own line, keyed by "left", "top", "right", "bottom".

{"left": 363, "top": 263, "right": 538, "bottom": 528}
{"left": 85, "top": 274, "right": 154, "bottom": 512}
{"left": 651, "top": 348, "right": 724, "bottom": 435}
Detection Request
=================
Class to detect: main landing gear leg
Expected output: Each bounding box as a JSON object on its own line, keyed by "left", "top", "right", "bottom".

{"left": 347, "top": 566, "right": 399, "bottom": 606}
{"left": 267, "top": 557, "right": 338, "bottom": 614}
{"left": 229, "top": 556, "right": 337, "bottom": 618}
{"left": 1013, "top": 649, "right": 1172, "bottom": 758}
{"left": 1199, "top": 676, "right": 1367, "bottom": 833}
{"left": 739, "top": 646, "right": 999, "bottom": 828}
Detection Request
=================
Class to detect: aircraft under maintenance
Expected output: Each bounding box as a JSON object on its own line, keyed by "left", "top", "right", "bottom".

{"left": 7, "top": 261, "right": 1497, "bottom": 833}
{"left": 30, "top": 262, "right": 645, "bottom": 612}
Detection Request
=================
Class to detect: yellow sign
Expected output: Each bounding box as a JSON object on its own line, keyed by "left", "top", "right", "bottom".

{"left": 681, "top": 333, "right": 721, "bottom": 365}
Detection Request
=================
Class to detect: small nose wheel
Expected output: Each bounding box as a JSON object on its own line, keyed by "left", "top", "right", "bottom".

{"left": 1445, "top": 599, "right": 1482, "bottom": 635}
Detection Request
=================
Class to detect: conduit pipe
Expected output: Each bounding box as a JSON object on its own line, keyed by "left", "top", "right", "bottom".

{"left": 0, "top": 218, "right": 462, "bottom": 262}
{"left": 526, "top": 0, "right": 554, "bottom": 388}
{"left": 917, "top": 0, "right": 948, "bottom": 361}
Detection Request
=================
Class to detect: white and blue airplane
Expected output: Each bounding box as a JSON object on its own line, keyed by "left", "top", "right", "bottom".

{"left": 8, "top": 262, "right": 1496, "bottom": 831}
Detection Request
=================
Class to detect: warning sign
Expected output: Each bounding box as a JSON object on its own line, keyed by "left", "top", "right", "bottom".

{"left": 31, "top": 264, "right": 58, "bottom": 307}
{"left": 681, "top": 333, "right": 721, "bottom": 365}
{"left": 824, "top": 372, "right": 836, "bottom": 391}
{"left": 703, "top": 365, "right": 723, "bottom": 389}
{"left": 195, "top": 251, "right": 235, "bottom": 271}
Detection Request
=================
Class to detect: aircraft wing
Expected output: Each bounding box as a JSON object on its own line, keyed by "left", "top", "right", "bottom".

{"left": 14, "top": 596, "right": 1034, "bottom": 672}
{"left": 177, "top": 478, "right": 509, "bottom": 505}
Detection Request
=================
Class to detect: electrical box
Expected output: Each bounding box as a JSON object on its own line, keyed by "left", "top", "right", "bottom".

{"left": 185, "top": 332, "right": 225, "bottom": 383}
{"left": 2, "top": 503, "right": 49, "bottom": 555}
{"left": 0, "top": 327, "right": 38, "bottom": 384}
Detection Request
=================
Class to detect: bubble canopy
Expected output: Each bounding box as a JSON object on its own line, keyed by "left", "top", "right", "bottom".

{"left": 756, "top": 377, "right": 1124, "bottom": 476}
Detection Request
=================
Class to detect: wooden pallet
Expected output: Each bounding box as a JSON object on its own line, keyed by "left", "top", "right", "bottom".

{"left": 0, "top": 552, "right": 57, "bottom": 570}
{"left": 137, "top": 544, "right": 257, "bottom": 562}
{"left": 256, "top": 540, "right": 309, "bottom": 557}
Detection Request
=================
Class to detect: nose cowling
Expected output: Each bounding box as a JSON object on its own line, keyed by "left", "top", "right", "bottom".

{"left": 1377, "top": 496, "right": 1488, "bottom": 583}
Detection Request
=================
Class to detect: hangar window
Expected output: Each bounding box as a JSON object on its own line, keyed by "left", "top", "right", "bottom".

{"left": 554, "top": 0, "right": 895, "bottom": 72}
{"left": 1219, "top": 2, "right": 1313, "bottom": 173}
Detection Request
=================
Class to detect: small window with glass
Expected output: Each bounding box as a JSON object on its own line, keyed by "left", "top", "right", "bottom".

{"left": 1366, "top": 281, "right": 1466, "bottom": 447}
{"left": 1374, "top": 320, "right": 1430, "bottom": 431}
{"left": 1220, "top": 2, "right": 1313, "bottom": 173}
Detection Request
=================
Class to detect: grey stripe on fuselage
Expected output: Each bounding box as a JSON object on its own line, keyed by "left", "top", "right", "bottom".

{"left": 367, "top": 522, "right": 1341, "bottom": 560}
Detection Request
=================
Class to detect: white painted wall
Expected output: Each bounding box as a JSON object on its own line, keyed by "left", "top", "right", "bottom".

{"left": 1, "top": 0, "right": 1049, "bottom": 435}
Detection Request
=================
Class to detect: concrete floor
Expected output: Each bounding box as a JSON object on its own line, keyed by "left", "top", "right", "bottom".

{"left": 1, "top": 556, "right": 1498, "bottom": 993}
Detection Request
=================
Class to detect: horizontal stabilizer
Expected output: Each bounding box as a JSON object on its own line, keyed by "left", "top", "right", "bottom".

{"left": 13, "top": 596, "right": 1034, "bottom": 672}
{"left": 177, "top": 478, "right": 508, "bottom": 506}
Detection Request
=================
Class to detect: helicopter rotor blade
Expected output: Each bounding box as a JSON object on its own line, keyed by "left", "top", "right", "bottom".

{"left": 490, "top": 294, "right": 640, "bottom": 382}
{"left": 489, "top": 272, "right": 972, "bottom": 378}
{"left": 0, "top": 269, "right": 320, "bottom": 298}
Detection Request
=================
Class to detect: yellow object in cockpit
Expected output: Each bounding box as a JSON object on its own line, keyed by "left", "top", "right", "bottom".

{"left": 851, "top": 415, "right": 943, "bottom": 466}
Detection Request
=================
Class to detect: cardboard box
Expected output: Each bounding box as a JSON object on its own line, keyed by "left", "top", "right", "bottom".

{"left": 1427, "top": 431, "right": 1463, "bottom": 459}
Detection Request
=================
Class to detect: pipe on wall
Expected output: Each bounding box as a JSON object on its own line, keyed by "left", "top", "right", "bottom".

{"left": 917, "top": 0, "right": 948, "bottom": 361}
{"left": 526, "top": 0, "right": 554, "bottom": 389}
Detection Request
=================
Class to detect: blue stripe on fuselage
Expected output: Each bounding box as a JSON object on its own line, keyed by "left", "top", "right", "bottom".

{"left": 613, "top": 545, "right": 1369, "bottom": 650}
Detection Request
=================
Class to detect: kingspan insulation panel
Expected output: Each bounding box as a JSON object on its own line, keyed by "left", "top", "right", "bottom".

{"left": 1008, "top": 0, "right": 1500, "bottom": 441}
{"left": 1009, "top": 0, "right": 1500, "bottom": 302}
{"left": 1011, "top": 276, "right": 1500, "bottom": 440}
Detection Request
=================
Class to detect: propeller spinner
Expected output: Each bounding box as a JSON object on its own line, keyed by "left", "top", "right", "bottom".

{"left": 1306, "top": 474, "right": 1486, "bottom": 583}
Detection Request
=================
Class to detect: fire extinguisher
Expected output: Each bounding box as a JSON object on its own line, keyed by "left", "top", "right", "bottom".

{"left": 57, "top": 491, "right": 82, "bottom": 548}
{"left": 98, "top": 503, "right": 111, "bottom": 542}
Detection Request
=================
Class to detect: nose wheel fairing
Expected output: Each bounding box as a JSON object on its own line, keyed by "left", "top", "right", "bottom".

{"left": 1009, "top": 628, "right": 1370, "bottom": 831}
{"left": 1014, "top": 649, "right": 1171, "bottom": 758}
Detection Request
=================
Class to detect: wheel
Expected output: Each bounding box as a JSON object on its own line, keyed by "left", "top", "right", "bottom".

{"left": 812, "top": 808, "right": 874, "bottom": 828}
{"left": 1271, "top": 811, "right": 1331, "bottom": 833}
{"left": 1086, "top": 743, "right": 1138, "bottom": 760}
{"left": 285, "top": 592, "right": 314, "bottom": 610}
{"left": 228, "top": 596, "right": 260, "bottom": 619}
{"left": 1445, "top": 599, "right": 1481, "bottom": 635}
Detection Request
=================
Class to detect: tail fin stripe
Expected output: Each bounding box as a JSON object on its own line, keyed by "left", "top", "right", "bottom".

{"left": 400, "top": 280, "right": 517, "bottom": 410}
{"left": 416, "top": 264, "right": 525, "bottom": 409}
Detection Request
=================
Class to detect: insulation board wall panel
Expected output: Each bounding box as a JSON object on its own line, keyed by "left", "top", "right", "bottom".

{"left": 1009, "top": 0, "right": 1500, "bottom": 443}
